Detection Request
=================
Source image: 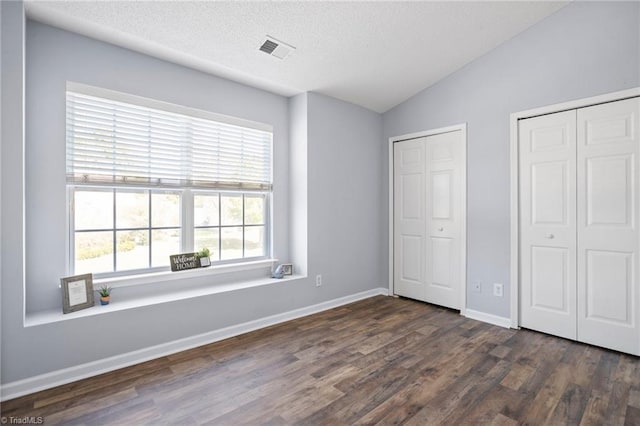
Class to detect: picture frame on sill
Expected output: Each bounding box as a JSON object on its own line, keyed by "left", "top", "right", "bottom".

{"left": 61, "top": 273, "right": 95, "bottom": 314}
{"left": 281, "top": 264, "right": 293, "bottom": 276}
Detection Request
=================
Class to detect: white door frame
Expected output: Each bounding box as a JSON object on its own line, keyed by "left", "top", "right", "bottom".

{"left": 509, "top": 87, "right": 640, "bottom": 328}
{"left": 389, "top": 123, "right": 467, "bottom": 315}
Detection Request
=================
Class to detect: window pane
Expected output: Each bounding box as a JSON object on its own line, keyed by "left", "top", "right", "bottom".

{"left": 152, "top": 229, "right": 181, "bottom": 267}
{"left": 152, "top": 192, "right": 180, "bottom": 227}
{"left": 115, "top": 230, "right": 149, "bottom": 270}
{"left": 116, "top": 191, "right": 149, "bottom": 229}
{"left": 221, "top": 194, "right": 243, "bottom": 226}
{"left": 245, "top": 195, "right": 265, "bottom": 225}
{"left": 73, "top": 187, "right": 270, "bottom": 275}
{"left": 75, "top": 231, "right": 113, "bottom": 274}
{"left": 74, "top": 190, "right": 113, "bottom": 230}
{"left": 194, "top": 193, "right": 219, "bottom": 227}
{"left": 195, "top": 228, "right": 220, "bottom": 261}
{"left": 245, "top": 226, "right": 265, "bottom": 258}
{"left": 221, "top": 227, "right": 243, "bottom": 260}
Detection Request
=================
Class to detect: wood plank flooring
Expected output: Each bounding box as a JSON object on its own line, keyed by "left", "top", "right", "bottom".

{"left": 2, "top": 296, "right": 639, "bottom": 425}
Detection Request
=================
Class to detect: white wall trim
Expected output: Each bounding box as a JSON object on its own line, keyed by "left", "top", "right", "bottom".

{"left": 509, "top": 87, "right": 640, "bottom": 330}
{"left": 388, "top": 123, "right": 468, "bottom": 315}
{"left": 509, "top": 111, "right": 520, "bottom": 329}
{"left": 1, "top": 287, "right": 388, "bottom": 401}
{"left": 465, "top": 309, "right": 511, "bottom": 329}
{"left": 388, "top": 134, "right": 395, "bottom": 299}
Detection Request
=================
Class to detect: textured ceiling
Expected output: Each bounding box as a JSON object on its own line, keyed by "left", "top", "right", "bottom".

{"left": 25, "top": 1, "right": 568, "bottom": 113}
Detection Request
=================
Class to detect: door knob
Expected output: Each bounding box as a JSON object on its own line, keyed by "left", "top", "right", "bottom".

{"left": 546, "top": 233, "right": 554, "bottom": 239}
{"left": 438, "top": 227, "right": 444, "bottom": 232}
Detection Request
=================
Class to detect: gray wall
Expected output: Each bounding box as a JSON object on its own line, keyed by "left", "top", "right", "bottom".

{"left": 306, "top": 92, "right": 384, "bottom": 293}
{"left": 383, "top": 1, "right": 640, "bottom": 317}
{"left": 1, "top": 0, "right": 26, "bottom": 387}
{"left": 25, "top": 20, "right": 291, "bottom": 313}
{"left": 0, "top": 0, "right": 2, "bottom": 390}
{"left": 1, "top": 18, "right": 383, "bottom": 385}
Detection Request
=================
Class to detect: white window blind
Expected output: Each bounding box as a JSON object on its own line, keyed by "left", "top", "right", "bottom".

{"left": 66, "top": 91, "right": 272, "bottom": 191}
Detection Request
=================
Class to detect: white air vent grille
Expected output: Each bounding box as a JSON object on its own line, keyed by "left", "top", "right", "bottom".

{"left": 258, "top": 36, "right": 295, "bottom": 60}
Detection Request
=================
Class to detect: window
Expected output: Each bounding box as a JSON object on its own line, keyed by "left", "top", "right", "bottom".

{"left": 194, "top": 192, "right": 267, "bottom": 261}
{"left": 67, "top": 87, "right": 272, "bottom": 277}
{"left": 73, "top": 188, "right": 182, "bottom": 274}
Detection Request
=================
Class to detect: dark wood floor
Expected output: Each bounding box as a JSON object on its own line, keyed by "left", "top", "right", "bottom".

{"left": 2, "top": 296, "right": 639, "bottom": 425}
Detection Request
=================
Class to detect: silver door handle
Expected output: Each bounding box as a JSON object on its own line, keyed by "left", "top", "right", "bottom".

{"left": 546, "top": 234, "right": 554, "bottom": 239}
{"left": 438, "top": 227, "right": 444, "bottom": 232}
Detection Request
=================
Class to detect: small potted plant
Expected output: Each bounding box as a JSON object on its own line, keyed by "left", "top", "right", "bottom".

{"left": 196, "top": 247, "right": 211, "bottom": 267}
{"left": 97, "top": 285, "right": 112, "bottom": 305}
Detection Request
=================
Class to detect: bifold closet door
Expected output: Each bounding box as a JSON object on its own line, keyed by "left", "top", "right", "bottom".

{"left": 424, "top": 131, "right": 463, "bottom": 309}
{"left": 393, "top": 131, "right": 462, "bottom": 310}
{"left": 519, "top": 110, "right": 578, "bottom": 340}
{"left": 519, "top": 96, "right": 640, "bottom": 355}
{"left": 394, "top": 138, "right": 426, "bottom": 301}
{"left": 576, "top": 97, "right": 640, "bottom": 355}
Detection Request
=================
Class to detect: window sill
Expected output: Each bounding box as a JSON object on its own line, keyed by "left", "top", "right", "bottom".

{"left": 95, "top": 258, "right": 278, "bottom": 289}
{"left": 25, "top": 272, "right": 305, "bottom": 327}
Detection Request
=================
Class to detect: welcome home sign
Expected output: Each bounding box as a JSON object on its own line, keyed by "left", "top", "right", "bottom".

{"left": 169, "top": 253, "right": 200, "bottom": 272}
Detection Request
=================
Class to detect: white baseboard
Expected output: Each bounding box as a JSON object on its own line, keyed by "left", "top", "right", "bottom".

{"left": 465, "top": 309, "right": 512, "bottom": 329}
{"left": 1, "top": 287, "right": 388, "bottom": 401}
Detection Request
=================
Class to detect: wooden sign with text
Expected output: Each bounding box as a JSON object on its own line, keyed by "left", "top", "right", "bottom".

{"left": 170, "top": 253, "right": 200, "bottom": 272}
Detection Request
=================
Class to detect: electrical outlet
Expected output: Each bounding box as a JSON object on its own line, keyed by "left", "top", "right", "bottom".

{"left": 493, "top": 283, "right": 503, "bottom": 297}
{"left": 472, "top": 282, "right": 482, "bottom": 293}
{"left": 316, "top": 274, "right": 322, "bottom": 287}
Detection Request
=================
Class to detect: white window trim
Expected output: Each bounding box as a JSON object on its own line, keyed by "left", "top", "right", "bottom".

{"left": 68, "top": 186, "right": 271, "bottom": 279}
{"left": 65, "top": 82, "right": 274, "bottom": 280}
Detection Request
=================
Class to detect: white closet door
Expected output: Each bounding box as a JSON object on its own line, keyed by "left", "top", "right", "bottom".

{"left": 394, "top": 138, "right": 426, "bottom": 301}
{"left": 577, "top": 97, "right": 640, "bottom": 355}
{"left": 424, "top": 131, "right": 462, "bottom": 309}
{"left": 393, "top": 131, "right": 463, "bottom": 309}
{"left": 519, "top": 110, "right": 577, "bottom": 340}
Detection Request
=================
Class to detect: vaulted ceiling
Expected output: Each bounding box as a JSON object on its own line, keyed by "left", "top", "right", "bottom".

{"left": 25, "top": 1, "right": 568, "bottom": 113}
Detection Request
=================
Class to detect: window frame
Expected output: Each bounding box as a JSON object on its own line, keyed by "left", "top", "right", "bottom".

{"left": 193, "top": 190, "right": 270, "bottom": 262}
{"left": 68, "top": 186, "right": 271, "bottom": 279}
{"left": 64, "top": 83, "right": 275, "bottom": 280}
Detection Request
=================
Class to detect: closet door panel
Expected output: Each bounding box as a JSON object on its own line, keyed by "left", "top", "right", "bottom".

{"left": 424, "top": 130, "right": 462, "bottom": 309}
{"left": 577, "top": 97, "right": 640, "bottom": 355}
{"left": 394, "top": 139, "right": 427, "bottom": 301}
{"left": 393, "top": 130, "right": 464, "bottom": 309}
{"left": 530, "top": 246, "right": 570, "bottom": 312}
{"left": 586, "top": 155, "right": 631, "bottom": 226}
{"left": 532, "top": 161, "right": 568, "bottom": 224}
{"left": 585, "top": 250, "right": 632, "bottom": 324}
{"left": 519, "top": 110, "right": 577, "bottom": 340}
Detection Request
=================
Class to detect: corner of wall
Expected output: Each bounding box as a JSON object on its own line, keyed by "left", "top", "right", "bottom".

{"left": 1, "top": 0, "right": 26, "bottom": 383}
{"left": 288, "top": 93, "right": 308, "bottom": 277}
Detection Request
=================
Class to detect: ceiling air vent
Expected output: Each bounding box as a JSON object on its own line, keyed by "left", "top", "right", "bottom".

{"left": 259, "top": 36, "right": 295, "bottom": 60}
{"left": 259, "top": 39, "right": 278, "bottom": 55}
